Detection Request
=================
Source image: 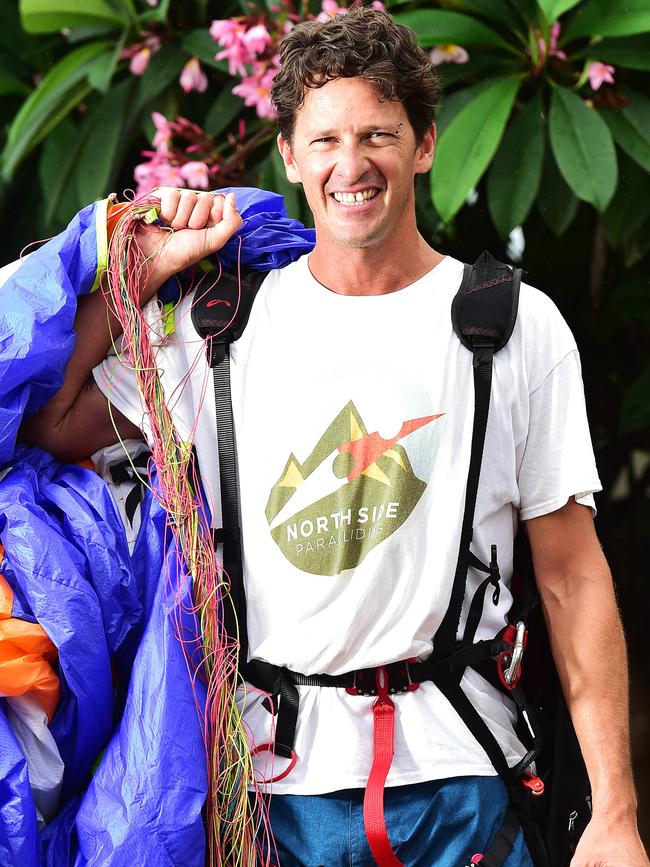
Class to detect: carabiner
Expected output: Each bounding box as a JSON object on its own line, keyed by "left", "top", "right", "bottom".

{"left": 504, "top": 620, "right": 526, "bottom": 685}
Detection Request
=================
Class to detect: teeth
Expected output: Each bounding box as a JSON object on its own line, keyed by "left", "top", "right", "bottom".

{"left": 333, "top": 189, "right": 377, "bottom": 205}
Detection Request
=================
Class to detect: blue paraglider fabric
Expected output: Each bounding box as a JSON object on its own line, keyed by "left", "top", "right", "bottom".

{"left": 0, "top": 187, "right": 314, "bottom": 864}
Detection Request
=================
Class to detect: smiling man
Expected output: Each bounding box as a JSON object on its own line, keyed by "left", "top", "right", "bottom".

{"left": 19, "top": 6, "right": 649, "bottom": 867}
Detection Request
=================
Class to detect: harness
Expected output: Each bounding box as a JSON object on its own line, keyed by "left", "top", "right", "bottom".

{"left": 190, "top": 253, "right": 552, "bottom": 866}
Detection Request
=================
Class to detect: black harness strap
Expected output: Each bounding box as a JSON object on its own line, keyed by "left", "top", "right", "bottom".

{"left": 475, "top": 809, "right": 521, "bottom": 867}
{"left": 212, "top": 343, "right": 248, "bottom": 664}
{"left": 192, "top": 267, "right": 266, "bottom": 667}
{"left": 433, "top": 255, "right": 521, "bottom": 660}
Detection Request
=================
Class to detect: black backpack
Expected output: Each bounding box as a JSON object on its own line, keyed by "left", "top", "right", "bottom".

{"left": 190, "top": 251, "right": 592, "bottom": 866}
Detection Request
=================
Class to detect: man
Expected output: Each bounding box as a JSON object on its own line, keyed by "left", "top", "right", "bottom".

{"left": 20, "top": 7, "right": 648, "bottom": 867}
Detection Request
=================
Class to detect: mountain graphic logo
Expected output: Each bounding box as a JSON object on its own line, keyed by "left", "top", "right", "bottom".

{"left": 265, "top": 401, "right": 443, "bottom": 575}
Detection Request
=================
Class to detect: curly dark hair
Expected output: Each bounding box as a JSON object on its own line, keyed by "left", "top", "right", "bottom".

{"left": 271, "top": 6, "right": 440, "bottom": 144}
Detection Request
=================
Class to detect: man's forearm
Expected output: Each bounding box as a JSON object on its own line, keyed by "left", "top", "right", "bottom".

{"left": 539, "top": 554, "right": 636, "bottom": 817}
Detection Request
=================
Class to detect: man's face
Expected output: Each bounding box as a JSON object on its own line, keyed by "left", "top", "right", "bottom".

{"left": 277, "top": 77, "right": 435, "bottom": 253}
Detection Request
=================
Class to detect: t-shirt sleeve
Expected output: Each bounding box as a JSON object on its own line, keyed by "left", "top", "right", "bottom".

{"left": 93, "top": 340, "right": 153, "bottom": 443}
{"left": 517, "top": 348, "right": 602, "bottom": 520}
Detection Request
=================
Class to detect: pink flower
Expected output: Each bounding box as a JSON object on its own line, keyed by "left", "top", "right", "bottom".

{"left": 232, "top": 66, "right": 278, "bottom": 120}
{"left": 151, "top": 111, "right": 172, "bottom": 152}
{"left": 588, "top": 61, "right": 615, "bottom": 90}
{"left": 130, "top": 46, "right": 151, "bottom": 75}
{"left": 180, "top": 57, "right": 209, "bottom": 94}
{"left": 429, "top": 44, "right": 469, "bottom": 65}
{"left": 548, "top": 22, "right": 567, "bottom": 61}
{"left": 134, "top": 157, "right": 185, "bottom": 195}
{"left": 210, "top": 18, "right": 252, "bottom": 76}
{"left": 243, "top": 23, "right": 273, "bottom": 56}
{"left": 209, "top": 18, "right": 242, "bottom": 46}
{"left": 317, "top": 0, "right": 348, "bottom": 22}
{"left": 370, "top": 1, "right": 386, "bottom": 7}
{"left": 179, "top": 161, "right": 210, "bottom": 189}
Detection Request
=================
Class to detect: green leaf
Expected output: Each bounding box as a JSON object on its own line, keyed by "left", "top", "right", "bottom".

{"left": 75, "top": 78, "right": 136, "bottom": 204}
{"left": 19, "top": 0, "right": 125, "bottom": 33}
{"left": 578, "top": 35, "right": 650, "bottom": 70}
{"left": 87, "top": 34, "right": 126, "bottom": 92}
{"left": 138, "top": 0, "right": 171, "bottom": 24}
{"left": 0, "top": 40, "right": 111, "bottom": 181}
{"left": 392, "top": 9, "right": 511, "bottom": 48}
{"left": 0, "top": 69, "right": 30, "bottom": 97}
{"left": 437, "top": 0, "right": 514, "bottom": 30}
{"left": 601, "top": 153, "right": 650, "bottom": 246}
{"left": 435, "top": 53, "right": 517, "bottom": 89}
{"left": 602, "top": 88, "right": 650, "bottom": 173}
{"left": 549, "top": 87, "right": 617, "bottom": 212}
{"left": 536, "top": 145, "right": 579, "bottom": 234}
{"left": 563, "top": 0, "right": 650, "bottom": 40}
{"left": 205, "top": 86, "right": 244, "bottom": 138}
{"left": 536, "top": 0, "right": 582, "bottom": 22}
{"left": 182, "top": 29, "right": 229, "bottom": 72}
{"left": 487, "top": 94, "right": 545, "bottom": 237}
{"left": 39, "top": 116, "right": 82, "bottom": 225}
{"left": 435, "top": 79, "right": 496, "bottom": 137}
{"left": 132, "top": 44, "right": 186, "bottom": 114}
{"left": 620, "top": 367, "right": 650, "bottom": 433}
{"left": 432, "top": 76, "right": 521, "bottom": 222}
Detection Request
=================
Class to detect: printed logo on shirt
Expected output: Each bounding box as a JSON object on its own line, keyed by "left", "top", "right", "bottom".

{"left": 265, "top": 401, "right": 443, "bottom": 575}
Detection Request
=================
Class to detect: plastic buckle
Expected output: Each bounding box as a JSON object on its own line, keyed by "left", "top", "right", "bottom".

{"left": 345, "top": 660, "right": 420, "bottom": 697}
{"left": 521, "top": 771, "right": 545, "bottom": 797}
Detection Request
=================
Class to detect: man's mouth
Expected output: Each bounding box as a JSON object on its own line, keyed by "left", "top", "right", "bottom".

{"left": 331, "top": 189, "right": 379, "bottom": 205}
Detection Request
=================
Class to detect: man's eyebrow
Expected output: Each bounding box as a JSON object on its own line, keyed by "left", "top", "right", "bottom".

{"left": 304, "top": 124, "right": 402, "bottom": 139}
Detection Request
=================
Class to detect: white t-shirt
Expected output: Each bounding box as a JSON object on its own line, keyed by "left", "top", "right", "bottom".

{"left": 94, "top": 254, "right": 601, "bottom": 794}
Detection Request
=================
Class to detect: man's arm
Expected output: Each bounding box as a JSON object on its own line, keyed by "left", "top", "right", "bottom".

{"left": 20, "top": 189, "right": 242, "bottom": 462}
{"left": 526, "top": 497, "right": 649, "bottom": 867}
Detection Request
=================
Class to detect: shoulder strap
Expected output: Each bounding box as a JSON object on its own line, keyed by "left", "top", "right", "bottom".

{"left": 192, "top": 268, "right": 265, "bottom": 666}
{"left": 433, "top": 251, "right": 522, "bottom": 660}
{"left": 191, "top": 268, "right": 266, "bottom": 364}
{"left": 451, "top": 251, "right": 520, "bottom": 353}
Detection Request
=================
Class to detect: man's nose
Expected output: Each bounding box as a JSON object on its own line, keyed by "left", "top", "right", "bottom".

{"left": 334, "top": 142, "right": 372, "bottom": 185}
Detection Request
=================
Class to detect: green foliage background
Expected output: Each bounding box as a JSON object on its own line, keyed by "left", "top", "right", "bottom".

{"left": 0, "top": 0, "right": 649, "bottom": 838}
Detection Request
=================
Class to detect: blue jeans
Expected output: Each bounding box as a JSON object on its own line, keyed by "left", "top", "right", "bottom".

{"left": 267, "top": 776, "right": 534, "bottom": 867}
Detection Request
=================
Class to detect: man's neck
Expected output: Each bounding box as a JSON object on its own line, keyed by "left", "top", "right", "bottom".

{"left": 307, "top": 234, "right": 444, "bottom": 297}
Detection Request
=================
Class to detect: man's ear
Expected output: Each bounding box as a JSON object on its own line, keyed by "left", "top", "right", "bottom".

{"left": 414, "top": 122, "right": 436, "bottom": 175}
{"left": 277, "top": 133, "right": 301, "bottom": 184}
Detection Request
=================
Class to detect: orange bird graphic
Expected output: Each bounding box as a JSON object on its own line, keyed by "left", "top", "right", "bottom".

{"left": 338, "top": 414, "right": 444, "bottom": 482}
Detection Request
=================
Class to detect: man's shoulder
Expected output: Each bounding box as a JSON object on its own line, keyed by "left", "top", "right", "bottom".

{"left": 515, "top": 278, "right": 576, "bottom": 349}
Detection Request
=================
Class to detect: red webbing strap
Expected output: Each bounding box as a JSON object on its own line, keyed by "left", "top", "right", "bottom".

{"left": 362, "top": 667, "right": 404, "bottom": 867}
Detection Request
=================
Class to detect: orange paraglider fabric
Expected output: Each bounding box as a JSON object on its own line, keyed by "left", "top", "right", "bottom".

{"left": 0, "top": 546, "right": 60, "bottom": 723}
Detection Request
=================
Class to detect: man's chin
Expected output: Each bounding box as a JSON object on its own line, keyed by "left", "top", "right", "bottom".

{"left": 324, "top": 228, "right": 384, "bottom": 251}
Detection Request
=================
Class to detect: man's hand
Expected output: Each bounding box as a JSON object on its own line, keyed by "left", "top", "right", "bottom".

{"left": 135, "top": 188, "right": 243, "bottom": 300}
{"left": 570, "top": 813, "right": 649, "bottom": 866}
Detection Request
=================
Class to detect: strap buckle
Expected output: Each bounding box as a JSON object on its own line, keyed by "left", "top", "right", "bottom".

{"left": 346, "top": 660, "right": 420, "bottom": 697}
{"left": 497, "top": 620, "right": 526, "bottom": 689}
